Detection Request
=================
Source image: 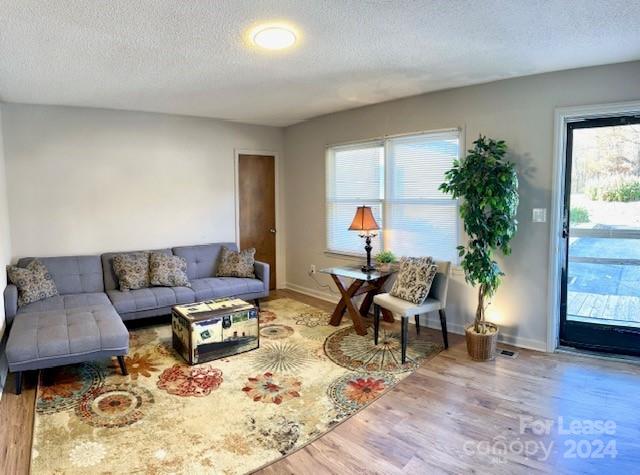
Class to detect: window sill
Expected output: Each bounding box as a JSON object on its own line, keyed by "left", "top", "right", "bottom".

{"left": 323, "top": 250, "right": 367, "bottom": 262}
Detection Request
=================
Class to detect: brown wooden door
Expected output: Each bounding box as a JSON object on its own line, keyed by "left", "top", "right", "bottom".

{"left": 238, "top": 154, "right": 276, "bottom": 290}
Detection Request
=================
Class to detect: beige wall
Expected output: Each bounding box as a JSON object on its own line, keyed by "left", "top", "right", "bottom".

{"left": 1, "top": 104, "right": 286, "bottom": 286}
{"left": 283, "top": 61, "right": 640, "bottom": 351}
{"left": 0, "top": 105, "right": 11, "bottom": 394}
{"left": 0, "top": 106, "right": 11, "bottom": 337}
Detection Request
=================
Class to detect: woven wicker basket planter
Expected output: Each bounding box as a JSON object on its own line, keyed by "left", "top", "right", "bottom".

{"left": 465, "top": 323, "right": 499, "bottom": 361}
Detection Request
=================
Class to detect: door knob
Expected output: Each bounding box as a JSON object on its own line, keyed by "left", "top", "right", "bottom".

{"left": 270, "top": 229, "right": 276, "bottom": 234}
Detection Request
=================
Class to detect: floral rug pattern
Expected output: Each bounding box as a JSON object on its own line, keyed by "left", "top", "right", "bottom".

{"left": 31, "top": 298, "right": 442, "bottom": 474}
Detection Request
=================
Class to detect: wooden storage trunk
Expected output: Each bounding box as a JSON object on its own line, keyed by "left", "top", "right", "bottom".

{"left": 172, "top": 298, "right": 259, "bottom": 365}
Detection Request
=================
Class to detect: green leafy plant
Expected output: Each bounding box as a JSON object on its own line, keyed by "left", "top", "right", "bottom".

{"left": 439, "top": 135, "right": 519, "bottom": 334}
{"left": 375, "top": 250, "right": 397, "bottom": 264}
{"left": 586, "top": 175, "right": 640, "bottom": 202}
{"left": 569, "top": 207, "right": 590, "bottom": 224}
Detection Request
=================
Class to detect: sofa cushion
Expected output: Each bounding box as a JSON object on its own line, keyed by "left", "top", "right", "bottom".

{"left": 102, "top": 248, "right": 172, "bottom": 291}
{"left": 17, "top": 255, "right": 103, "bottom": 295}
{"left": 18, "top": 292, "right": 112, "bottom": 314}
{"left": 190, "top": 277, "right": 264, "bottom": 301}
{"left": 6, "top": 304, "right": 129, "bottom": 371}
{"left": 7, "top": 259, "right": 59, "bottom": 307}
{"left": 112, "top": 252, "right": 150, "bottom": 291}
{"left": 149, "top": 253, "right": 191, "bottom": 288}
{"left": 173, "top": 243, "right": 237, "bottom": 280}
{"left": 107, "top": 286, "right": 195, "bottom": 314}
{"left": 217, "top": 247, "right": 256, "bottom": 278}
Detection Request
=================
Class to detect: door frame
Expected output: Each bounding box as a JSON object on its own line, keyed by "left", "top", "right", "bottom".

{"left": 234, "top": 149, "right": 284, "bottom": 289}
{"left": 547, "top": 100, "right": 640, "bottom": 352}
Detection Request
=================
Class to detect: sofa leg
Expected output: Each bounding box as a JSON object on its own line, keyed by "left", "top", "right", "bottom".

{"left": 41, "top": 369, "right": 55, "bottom": 387}
{"left": 254, "top": 299, "right": 261, "bottom": 311}
{"left": 15, "top": 372, "right": 22, "bottom": 395}
{"left": 117, "top": 356, "right": 128, "bottom": 376}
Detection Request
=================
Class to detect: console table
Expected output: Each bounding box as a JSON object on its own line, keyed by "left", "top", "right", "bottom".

{"left": 320, "top": 266, "right": 395, "bottom": 335}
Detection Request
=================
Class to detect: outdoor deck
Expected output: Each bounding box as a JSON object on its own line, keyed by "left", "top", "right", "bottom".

{"left": 567, "top": 290, "right": 640, "bottom": 327}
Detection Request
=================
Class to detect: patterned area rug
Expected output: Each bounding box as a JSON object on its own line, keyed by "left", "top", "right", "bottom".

{"left": 30, "top": 298, "right": 442, "bottom": 474}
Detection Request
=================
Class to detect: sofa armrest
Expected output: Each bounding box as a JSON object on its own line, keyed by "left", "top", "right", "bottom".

{"left": 4, "top": 284, "right": 18, "bottom": 325}
{"left": 254, "top": 261, "right": 270, "bottom": 294}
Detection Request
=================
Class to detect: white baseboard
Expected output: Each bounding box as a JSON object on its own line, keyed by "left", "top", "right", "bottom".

{"left": 285, "top": 282, "right": 339, "bottom": 304}
{"left": 285, "top": 281, "right": 547, "bottom": 353}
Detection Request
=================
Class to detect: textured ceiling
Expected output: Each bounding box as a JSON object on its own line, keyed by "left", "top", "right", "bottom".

{"left": 1, "top": 1, "right": 639, "bottom": 126}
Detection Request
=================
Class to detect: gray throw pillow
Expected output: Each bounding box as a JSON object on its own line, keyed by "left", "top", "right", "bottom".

{"left": 7, "top": 259, "right": 59, "bottom": 307}
{"left": 149, "top": 252, "right": 191, "bottom": 288}
{"left": 112, "top": 252, "right": 150, "bottom": 291}
{"left": 216, "top": 247, "right": 256, "bottom": 278}
{"left": 389, "top": 257, "right": 438, "bottom": 304}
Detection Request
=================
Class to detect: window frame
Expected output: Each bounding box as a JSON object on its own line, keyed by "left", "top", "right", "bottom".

{"left": 325, "top": 128, "right": 462, "bottom": 262}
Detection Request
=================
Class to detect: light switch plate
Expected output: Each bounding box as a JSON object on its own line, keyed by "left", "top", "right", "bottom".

{"left": 532, "top": 208, "right": 547, "bottom": 223}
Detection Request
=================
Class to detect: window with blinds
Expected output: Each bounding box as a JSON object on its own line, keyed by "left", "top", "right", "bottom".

{"left": 326, "top": 130, "right": 460, "bottom": 262}
{"left": 326, "top": 142, "right": 384, "bottom": 255}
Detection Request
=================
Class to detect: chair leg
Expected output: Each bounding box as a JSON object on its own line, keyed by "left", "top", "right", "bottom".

{"left": 374, "top": 303, "right": 380, "bottom": 345}
{"left": 117, "top": 356, "right": 128, "bottom": 376}
{"left": 401, "top": 316, "right": 408, "bottom": 364}
{"left": 439, "top": 309, "right": 449, "bottom": 349}
{"left": 254, "top": 299, "right": 261, "bottom": 311}
{"left": 414, "top": 314, "right": 420, "bottom": 335}
{"left": 15, "top": 372, "right": 22, "bottom": 395}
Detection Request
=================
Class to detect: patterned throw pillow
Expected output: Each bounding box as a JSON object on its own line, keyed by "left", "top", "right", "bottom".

{"left": 216, "top": 247, "right": 256, "bottom": 278}
{"left": 149, "top": 252, "right": 191, "bottom": 288}
{"left": 112, "top": 252, "right": 150, "bottom": 291}
{"left": 7, "top": 259, "right": 59, "bottom": 307}
{"left": 389, "top": 257, "right": 439, "bottom": 305}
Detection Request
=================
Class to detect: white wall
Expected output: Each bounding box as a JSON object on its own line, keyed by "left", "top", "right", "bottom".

{"left": 1, "top": 104, "right": 286, "bottom": 286}
{"left": 283, "top": 61, "right": 640, "bottom": 351}
{"left": 0, "top": 105, "right": 12, "bottom": 395}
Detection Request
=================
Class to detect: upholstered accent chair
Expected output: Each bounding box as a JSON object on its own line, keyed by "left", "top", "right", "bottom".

{"left": 373, "top": 261, "right": 451, "bottom": 363}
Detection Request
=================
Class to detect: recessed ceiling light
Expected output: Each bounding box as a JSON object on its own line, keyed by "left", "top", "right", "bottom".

{"left": 252, "top": 25, "right": 297, "bottom": 50}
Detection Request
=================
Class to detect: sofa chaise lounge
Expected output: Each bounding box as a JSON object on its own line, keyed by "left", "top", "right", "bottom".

{"left": 4, "top": 242, "right": 270, "bottom": 394}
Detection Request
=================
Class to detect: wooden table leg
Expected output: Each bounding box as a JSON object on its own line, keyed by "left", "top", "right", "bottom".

{"left": 329, "top": 276, "right": 363, "bottom": 327}
{"left": 330, "top": 274, "right": 368, "bottom": 335}
{"left": 381, "top": 308, "right": 395, "bottom": 323}
{"left": 359, "top": 289, "right": 376, "bottom": 317}
{"left": 358, "top": 275, "right": 394, "bottom": 323}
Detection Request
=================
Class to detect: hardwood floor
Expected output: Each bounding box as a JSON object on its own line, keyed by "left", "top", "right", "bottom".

{"left": 1, "top": 289, "right": 639, "bottom": 474}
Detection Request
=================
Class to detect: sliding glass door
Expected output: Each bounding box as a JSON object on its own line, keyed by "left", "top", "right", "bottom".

{"left": 560, "top": 115, "right": 640, "bottom": 355}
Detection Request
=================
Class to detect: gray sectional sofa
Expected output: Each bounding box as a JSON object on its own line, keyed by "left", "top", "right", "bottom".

{"left": 4, "top": 242, "right": 270, "bottom": 394}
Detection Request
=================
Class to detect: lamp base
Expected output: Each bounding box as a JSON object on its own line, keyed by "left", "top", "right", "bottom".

{"left": 361, "top": 264, "right": 376, "bottom": 273}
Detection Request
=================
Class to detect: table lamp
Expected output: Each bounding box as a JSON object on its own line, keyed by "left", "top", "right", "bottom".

{"left": 349, "top": 206, "right": 380, "bottom": 272}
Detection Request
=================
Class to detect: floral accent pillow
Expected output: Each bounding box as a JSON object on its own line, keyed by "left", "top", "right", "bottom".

{"left": 216, "top": 247, "right": 256, "bottom": 278}
{"left": 389, "top": 257, "right": 439, "bottom": 304}
{"left": 149, "top": 253, "right": 191, "bottom": 288}
{"left": 7, "top": 259, "right": 59, "bottom": 307}
{"left": 112, "top": 252, "right": 150, "bottom": 291}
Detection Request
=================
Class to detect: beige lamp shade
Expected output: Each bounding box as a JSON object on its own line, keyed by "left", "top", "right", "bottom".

{"left": 348, "top": 206, "right": 380, "bottom": 232}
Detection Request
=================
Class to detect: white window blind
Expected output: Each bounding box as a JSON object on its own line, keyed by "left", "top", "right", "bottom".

{"left": 385, "top": 132, "right": 459, "bottom": 261}
{"left": 326, "top": 142, "right": 384, "bottom": 255}
{"left": 326, "top": 130, "right": 460, "bottom": 262}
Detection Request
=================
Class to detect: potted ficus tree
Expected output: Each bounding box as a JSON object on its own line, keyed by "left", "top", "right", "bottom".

{"left": 439, "top": 135, "right": 519, "bottom": 361}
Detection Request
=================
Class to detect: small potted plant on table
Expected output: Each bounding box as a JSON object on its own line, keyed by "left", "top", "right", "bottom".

{"left": 374, "top": 250, "right": 398, "bottom": 272}
{"left": 439, "top": 135, "right": 519, "bottom": 361}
